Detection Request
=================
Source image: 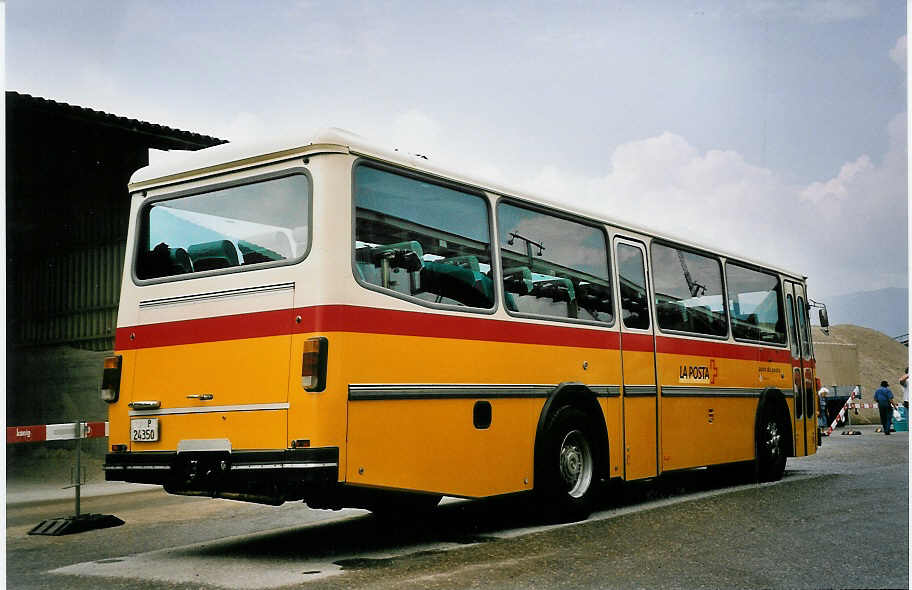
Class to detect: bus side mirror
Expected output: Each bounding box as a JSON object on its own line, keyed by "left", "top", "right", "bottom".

{"left": 819, "top": 307, "right": 829, "bottom": 328}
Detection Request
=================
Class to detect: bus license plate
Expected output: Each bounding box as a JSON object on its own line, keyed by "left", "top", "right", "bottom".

{"left": 131, "top": 418, "right": 159, "bottom": 442}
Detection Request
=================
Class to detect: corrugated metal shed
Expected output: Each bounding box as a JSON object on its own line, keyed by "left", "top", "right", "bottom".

{"left": 7, "top": 91, "right": 227, "bottom": 352}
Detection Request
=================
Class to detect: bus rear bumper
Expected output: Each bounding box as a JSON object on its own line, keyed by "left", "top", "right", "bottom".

{"left": 103, "top": 447, "right": 339, "bottom": 504}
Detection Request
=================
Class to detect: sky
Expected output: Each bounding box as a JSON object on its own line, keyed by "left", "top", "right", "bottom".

{"left": 5, "top": 0, "right": 908, "bottom": 301}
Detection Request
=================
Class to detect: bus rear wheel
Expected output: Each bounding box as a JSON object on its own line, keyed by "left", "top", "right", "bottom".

{"left": 757, "top": 410, "right": 786, "bottom": 482}
{"left": 536, "top": 406, "right": 599, "bottom": 521}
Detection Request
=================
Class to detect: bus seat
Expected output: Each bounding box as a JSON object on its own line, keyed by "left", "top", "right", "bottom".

{"left": 368, "top": 241, "right": 424, "bottom": 272}
{"left": 143, "top": 243, "right": 193, "bottom": 277}
{"left": 439, "top": 255, "right": 480, "bottom": 272}
{"left": 690, "top": 305, "right": 721, "bottom": 334}
{"left": 740, "top": 313, "right": 760, "bottom": 340}
{"left": 577, "top": 282, "right": 613, "bottom": 313}
{"left": 657, "top": 301, "right": 686, "bottom": 330}
{"left": 505, "top": 291, "right": 518, "bottom": 311}
{"left": 503, "top": 266, "right": 533, "bottom": 295}
{"left": 530, "top": 277, "right": 576, "bottom": 304}
{"left": 169, "top": 247, "right": 193, "bottom": 274}
{"left": 420, "top": 261, "right": 492, "bottom": 307}
{"left": 238, "top": 240, "right": 285, "bottom": 265}
{"left": 188, "top": 240, "right": 240, "bottom": 271}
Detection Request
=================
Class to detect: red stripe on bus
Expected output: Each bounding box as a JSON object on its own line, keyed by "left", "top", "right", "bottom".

{"left": 115, "top": 309, "right": 293, "bottom": 350}
{"left": 619, "top": 332, "right": 655, "bottom": 353}
{"left": 298, "top": 305, "right": 620, "bottom": 349}
{"left": 7, "top": 425, "right": 47, "bottom": 444}
{"left": 115, "top": 304, "right": 795, "bottom": 363}
{"left": 116, "top": 305, "right": 620, "bottom": 350}
{"left": 656, "top": 336, "right": 792, "bottom": 363}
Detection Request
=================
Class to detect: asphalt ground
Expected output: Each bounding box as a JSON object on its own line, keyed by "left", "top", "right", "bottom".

{"left": 5, "top": 424, "right": 909, "bottom": 589}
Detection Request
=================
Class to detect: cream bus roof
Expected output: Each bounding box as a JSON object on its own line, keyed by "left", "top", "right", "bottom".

{"left": 130, "top": 127, "right": 807, "bottom": 281}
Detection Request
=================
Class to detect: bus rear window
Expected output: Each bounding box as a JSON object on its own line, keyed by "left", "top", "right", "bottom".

{"left": 135, "top": 174, "right": 310, "bottom": 280}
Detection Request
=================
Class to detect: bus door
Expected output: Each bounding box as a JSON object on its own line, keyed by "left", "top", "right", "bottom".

{"left": 614, "top": 238, "right": 658, "bottom": 480}
{"left": 793, "top": 283, "right": 817, "bottom": 454}
{"left": 784, "top": 281, "right": 808, "bottom": 456}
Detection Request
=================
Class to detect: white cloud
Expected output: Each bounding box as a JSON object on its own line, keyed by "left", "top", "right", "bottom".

{"left": 744, "top": 0, "right": 877, "bottom": 24}
{"left": 890, "top": 35, "right": 906, "bottom": 71}
{"left": 500, "top": 112, "right": 906, "bottom": 299}
{"left": 800, "top": 155, "right": 874, "bottom": 203}
{"left": 214, "top": 112, "right": 271, "bottom": 145}
{"left": 389, "top": 110, "right": 442, "bottom": 157}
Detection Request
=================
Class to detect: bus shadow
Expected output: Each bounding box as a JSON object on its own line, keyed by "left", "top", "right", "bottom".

{"left": 183, "top": 495, "right": 537, "bottom": 563}
{"left": 179, "top": 466, "right": 775, "bottom": 565}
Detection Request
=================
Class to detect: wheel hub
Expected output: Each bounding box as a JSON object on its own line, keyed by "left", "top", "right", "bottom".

{"left": 764, "top": 421, "right": 781, "bottom": 460}
{"left": 558, "top": 430, "right": 593, "bottom": 498}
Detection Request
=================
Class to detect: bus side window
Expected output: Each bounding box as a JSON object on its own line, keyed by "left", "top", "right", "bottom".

{"left": 497, "top": 202, "right": 613, "bottom": 324}
{"left": 726, "top": 263, "right": 787, "bottom": 345}
{"left": 353, "top": 165, "right": 494, "bottom": 309}
{"left": 651, "top": 242, "right": 727, "bottom": 337}
{"left": 616, "top": 242, "right": 650, "bottom": 330}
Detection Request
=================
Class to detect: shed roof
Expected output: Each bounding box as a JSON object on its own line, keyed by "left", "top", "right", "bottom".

{"left": 7, "top": 91, "right": 227, "bottom": 151}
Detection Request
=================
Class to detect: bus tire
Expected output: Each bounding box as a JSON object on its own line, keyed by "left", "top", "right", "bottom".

{"left": 535, "top": 405, "right": 600, "bottom": 521}
{"left": 756, "top": 406, "right": 787, "bottom": 482}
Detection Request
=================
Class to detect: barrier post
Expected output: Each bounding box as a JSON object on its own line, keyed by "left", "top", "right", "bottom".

{"left": 12, "top": 419, "right": 126, "bottom": 536}
{"left": 75, "top": 421, "right": 82, "bottom": 517}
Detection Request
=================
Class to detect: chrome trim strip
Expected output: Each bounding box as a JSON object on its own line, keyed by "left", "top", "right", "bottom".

{"left": 139, "top": 282, "right": 295, "bottom": 308}
{"left": 623, "top": 385, "right": 658, "bottom": 397}
{"left": 591, "top": 385, "right": 622, "bottom": 397}
{"left": 349, "top": 384, "right": 624, "bottom": 401}
{"left": 231, "top": 462, "right": 337, "bottom": 470}
{"left": 106, "top": 462, "right": 337, "bottom": 471}
{"left": 661, "top": 386, "right": 766, "bottom": 398}
{"left": 177, "top": 439, "right": 231, "bottom": 453}
{"left": 349, "top": 384, "right": 554, "bottom": 401}
{"left": 129, "top": 402, "right": 289, "bottom": 417}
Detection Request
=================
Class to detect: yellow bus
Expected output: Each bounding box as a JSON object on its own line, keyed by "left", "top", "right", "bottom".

{"left": 102, "top": 129, "right": 825, "bottom": 519}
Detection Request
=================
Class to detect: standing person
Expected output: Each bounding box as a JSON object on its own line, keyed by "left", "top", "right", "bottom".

{"left": 874, "top": 380, "right": 897, "bottom": 435}
{"left": 900, "top": 368, "right": 909, "bottom": 409}
{"left": 817, "top": 385, "right": 830, "bottom": 429}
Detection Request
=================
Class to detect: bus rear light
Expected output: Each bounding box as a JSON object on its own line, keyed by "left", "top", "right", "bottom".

{"left": 301, "top": 337, "right": 328, "bottom": 392}
{"left": 111, "top": 444, "right": 127, "bottom": 453}
{"left": 101, "top": 355, "right": 123, "bottom": 403}
{"left": 291, "top": 439, "right": 311, "bottom": 448}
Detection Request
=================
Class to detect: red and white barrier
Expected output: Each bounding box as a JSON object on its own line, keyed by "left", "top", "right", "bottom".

{"left": 7, "top": 421, "right": 109, "bottom": 444}
{"left": 825, "top": 392, "right": 858, "bottom": 436}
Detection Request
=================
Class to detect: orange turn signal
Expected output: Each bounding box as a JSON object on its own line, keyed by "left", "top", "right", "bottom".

{"left": 101, "top": 355, "right": 122, "bottom": 403}
{"left": 301, "top": 337, "right": 328, "bottom": 392}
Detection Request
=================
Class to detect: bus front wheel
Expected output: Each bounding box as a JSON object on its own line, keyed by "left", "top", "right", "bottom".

{"left": 756, "top": 409, "right": 786, "bottom": 482}
{"left": 535, "top": 406, "right": 599, "bottom": 521}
